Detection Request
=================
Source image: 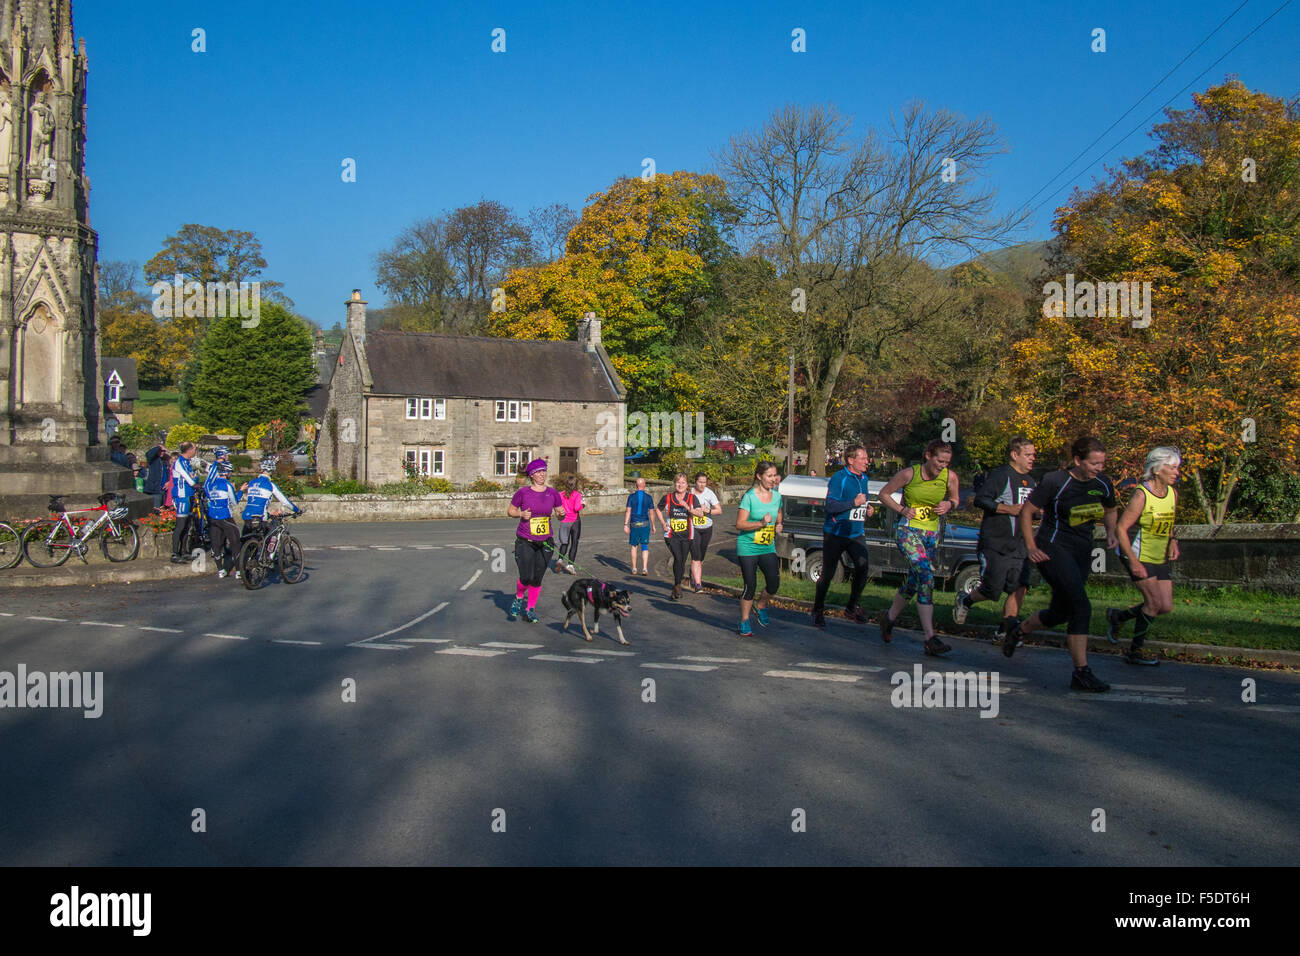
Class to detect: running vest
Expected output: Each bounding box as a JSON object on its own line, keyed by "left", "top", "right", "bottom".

{"left": 1133, "top": 484, "right": 1176, "bottom": 564}
{"left": 662, "top": 492, "right": 700, "bottom": 539}
{"left": 902, "top": 464, "right": 948, "bottom": 532}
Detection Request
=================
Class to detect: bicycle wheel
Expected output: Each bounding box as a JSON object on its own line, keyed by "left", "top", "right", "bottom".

{"left": 22, "top": 519, "right": 74, "bottom": 567}
{"left": 239, "top": 538, "right": 266, "bottom": 590}
{"left": 0, "top": 522, "right": 21, "bottom": 569}
{"left": 279, "top": 536, "right": 305, "bottom": 583}
{"left": 101, "top": 522, "right": 141, "bottom": 562}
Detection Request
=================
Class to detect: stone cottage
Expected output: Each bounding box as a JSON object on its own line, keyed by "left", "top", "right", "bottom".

{"left": 316, "top": 291, "right": 626, "bottom": 487}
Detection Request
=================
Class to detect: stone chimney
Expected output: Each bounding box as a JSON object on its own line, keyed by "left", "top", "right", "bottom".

{"left": 347, "top": 289, "right": 367, "bottom": 344}
{"left": 579, "top": 311, "right": 602, "bottom": 352}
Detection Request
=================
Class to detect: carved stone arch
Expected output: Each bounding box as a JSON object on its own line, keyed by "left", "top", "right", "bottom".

{"left": 17, "top": 301, "right": 63, "bottom": 405}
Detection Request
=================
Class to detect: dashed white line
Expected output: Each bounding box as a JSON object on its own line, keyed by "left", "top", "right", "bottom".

{"left": 203, "top": 633, "right": 248, "bottom": 641}
{"left": 333, "top": 546, "right": 362, "bottom": 550}
{"left": 531, "top": 654, "right": 603, "bottom": 664}
{"left": 1111, "top": 684, "right": 1186, "bottom": 693}
{"left": 398, "top": 638, "right": 452, "bottom": 644}
{"left": 1251, "top": 704, "right": 1300, "bottom": 713}
{"left": 482, "top": 641, "right": 544, "bottom": 649}
{"left": 437, "top": 647, "right": 507, "bottom": 657}
{"left": 795, "top": 661, "right": 883, "bottom": 673}
{"left": 351, "top": 643, "right": 408, "bottom": 651}
{"left": 81, "top": 621, "right": 126, "bottom": 628}
{"left": 574, "top": 648, "right": 637, "bottom": 656}
{"left": 677, "top": 655, "right": 749, "bottom": 664}
{"left": 411, "top": 545, "right": 440, "bottom": 550}
{"left": 642, "top": 662, "right": 717, "bottom": 672}
{"left": 764, "top": 669, "right": 860, "bottom": 683}
{"left": 0, "top": 612, "right": 14, "bottom": 616}
{"left": 27, "top": 616, "right": 67, "bottom": 622}
{"left": 271, "top": 639, "right": 322, "bottom": 646}
{"left": 460, "top": 568, "right": 482, "bottom": 591}
{"left": 371, "top": 546, "right": 402, "bottom": 551}
{"left": 138, "top": 626, "right": 183, "bottom": 634}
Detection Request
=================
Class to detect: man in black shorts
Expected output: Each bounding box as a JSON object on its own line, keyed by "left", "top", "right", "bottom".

{"left": 955, "top": 436, "right": 1036, "bottom": 642}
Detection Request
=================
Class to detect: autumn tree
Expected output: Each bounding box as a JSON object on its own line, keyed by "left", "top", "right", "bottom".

{"left": 1010, "top": 81, "right": 1300, "bottom": 525}
{"left": 487, "top": 172, "right": 737, "bottom": 409}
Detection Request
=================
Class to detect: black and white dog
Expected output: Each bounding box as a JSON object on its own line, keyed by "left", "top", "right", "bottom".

{"left": 560, "top": 578, "right": 632, "bottom": 645}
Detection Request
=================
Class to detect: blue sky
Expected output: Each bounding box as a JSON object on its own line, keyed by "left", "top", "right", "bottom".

{"left": 75, "top": 0, "right": 1298, "bottom": 327}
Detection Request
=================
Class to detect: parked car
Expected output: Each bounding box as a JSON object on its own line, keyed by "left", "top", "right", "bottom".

{"left": 624, "top": 449, "right": 663, "bottom": 465}
{"left": 288, "top": 441, "right": 312, "bottom": 474}
{"left": 774, "top": 473, "right": 982, "bottom": 594}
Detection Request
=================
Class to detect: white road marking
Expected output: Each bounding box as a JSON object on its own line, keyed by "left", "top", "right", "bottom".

{"left": 1249, "top": 704, "right": 1300, "bottom": 714}
{"left": 677, "top": 655, "right": 749, "bottom": 664}
{"left": 482, "top": 641, "right": 544, "bottom": 649}
{"left": 795, "top": 661, "right": 883, "bottom": 673}
{"left": 437, "top": 647, "right": 507, "bottom": 657}
{"left": 138, "top": 626, "right": 183, "bottom": 633}
{"left": 371, "top": 546, "right": 402, "bottom": 551}
{"left": 764, "top": 669, "right": 860, "bottom": 683}
{"left": 642, "top": 662, "right": 717, "bottom": 672}
{"left": 27, "top": 616, "right": 67, "bottom": 622}
{"left": 333, "top": 546, "right": 362, "bottom": 550}
{"left": 351, "top": 602, "right": 448, "bottom": 646}
{"left": 1111, "top": 684, "right": 1186, "bottom": 693}
{"left": 995, "top": 676, "right": 1029, "bottom": 683}
{"left": 411, "top": 545, "right": 440, "bottom": 550}
{"left": 271, "top": 639, "right": 322, "bottom": 646}
{"left": 531, "top": 654, "right": 603, "bottom": 664}
{"left": 451, "top": 544, "right": 490, "bottom": 560}
{"left": 81, "top": 621, "right": 125, "bottom": 628}
{"left": 460, "top": 568, "right": 482, "bottom": 590}
{"left": 350, "top": 643, "right": 409, "bottom": 651}
{"left": 0, "top": 612, "right": 14, "bottom": 616}
{"left": 203, "top": 633, "right": 248, "bottom": 641}
{"left": 398, "top": 638, "right": 452, "bottom": 644}
{"left": 574, "top": 648, "right": 637, "bottom": 656}
{"left": 1076, "top": 694, "right": 1202, "bottom": 705}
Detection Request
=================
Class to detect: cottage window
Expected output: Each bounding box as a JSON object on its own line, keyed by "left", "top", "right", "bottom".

{"left": 521, "top": 401, "right": 532, "bottom": 422}
{"left": 434, "top": 398, "right": 445, "bottom": 420}
{"left": 495, "top": 400, "right": 507, "bottom": 421}
{"left": 406, "top": 398, "right": 419, "bottom": 419}
{"left": 419, "top": 398, "right": 433, "bottom": 420}
{"left": 495, "top": 448, "right": 532, "bottom": 477}
{"left": 107, "top": 383, "right": 121, "bottom": 403}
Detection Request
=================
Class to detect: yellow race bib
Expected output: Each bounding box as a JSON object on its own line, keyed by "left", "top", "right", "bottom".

{"left": 692, "top": 514, "right": 708, "bottom": 527}
{"left": 670, "top": 518, "right": 688, "bottom": 533}
{"left": 1068, "top": 502, "right": 1104, "bottom": 527}
{"left": 529, "top": 516, "right": 550, "bottom": 536}
{"left": 1151, "top": 518, "right": 1174, "bottom": 536}
{"left": 753, "top": 526, "right": 775, "bottom": 546}
{"left": 912, "top": 505, "right": 934, "bottom": 522}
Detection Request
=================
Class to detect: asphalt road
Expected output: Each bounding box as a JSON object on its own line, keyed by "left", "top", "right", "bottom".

{"left": 1, "top": 516, "right": 1296, "bottom": 865}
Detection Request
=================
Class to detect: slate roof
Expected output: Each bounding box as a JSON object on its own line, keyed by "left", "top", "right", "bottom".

{"left": 306, "top": 383, "right": 329, "bottom": 419}
{"left": 364, "top": 332, "right": 622, "bottom": 403}
{"left": 101, "top": 357, "right": 140, "bottom": 401}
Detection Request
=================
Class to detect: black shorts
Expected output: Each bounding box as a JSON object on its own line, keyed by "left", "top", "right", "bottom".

{"left": 1123, "top": 554, "right": 1171, "bottom": 582}
{"left": 690, "top": 526, "right": 713, "bottom": 561}
{"left": 977, "top": 550, "right": 1030, "bottom": 598}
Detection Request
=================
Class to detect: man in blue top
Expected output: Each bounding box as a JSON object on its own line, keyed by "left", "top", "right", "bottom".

{"left": 205, "top": 446, "right": 230, "bottom": 491}
{"left": 240, "top": 455, "right": 301, "bottom": 537}
{"left": 170, "top": 441, "right": 198, "bottom": 563}
{"left": 206, "top": 460, "right": 243, "bottom": 579}
{"left": 811, "top": 445, "right": 876, "bottom": 629}
{"left": 623, "top": 476, "right": 661, "bottom": 575}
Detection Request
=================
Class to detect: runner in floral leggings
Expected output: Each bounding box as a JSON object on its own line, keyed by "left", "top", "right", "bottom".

{"left": 878, "top": 440, "right": 961, "bottom": 656}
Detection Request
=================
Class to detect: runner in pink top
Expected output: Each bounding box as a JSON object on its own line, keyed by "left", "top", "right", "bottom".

{"left": 557, "top": 474, "right": 585, "bottom": 573}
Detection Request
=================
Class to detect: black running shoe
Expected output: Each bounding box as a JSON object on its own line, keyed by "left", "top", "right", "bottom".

{"left": 1070, "top": 665, "right": 1110, "bottom": 692}
{"left": 844, "top": 604, "right": 868, "bottom": 624}
{"left": 953, "top": 592, "right": 971, "bottom": 624}
{"left": 924, "top": 636, "right": 951, "bottom": 657}
{"left": 811, "top": 610, "right": 826, "bottom": 629}
{"left": 1002, "top": 621, "right": 1022, "bottom": 658}
{"left": 879, "top": 614, "right": 894, "bottom": 643}
{"left": 1105, "top": 607, "right": 1123, "bottom": 644}
{"left": 1125, "top": 649, "right": 1160, "bottom": 666}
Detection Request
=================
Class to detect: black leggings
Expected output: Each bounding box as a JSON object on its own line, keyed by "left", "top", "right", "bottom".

{"left": 209, "top": 518, "right": 239, "bottom": 572}
{"left": 666, "top": 535, "right": 691, "bottom": 585}
{"left": 172, "top": 513, "right": 193, "bottom": 557}
{"left": 1036, "top": 539, "right": 1093, "bottom": 634}
{"left": 813, "top": 534, "right": 870, "bottom": 611}
{"left": 558, "top": 517, "right": 581, "bottom": 563}
{"left": 739, "top": 552, "right": 780, "bottom": 601}
{"left": 514, "top": 536, "right": 550, "bottom": 586}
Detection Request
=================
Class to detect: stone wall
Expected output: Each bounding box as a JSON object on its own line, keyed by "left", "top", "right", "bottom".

{"left": 295, "top": 488, "right": 634, "bottom": 522}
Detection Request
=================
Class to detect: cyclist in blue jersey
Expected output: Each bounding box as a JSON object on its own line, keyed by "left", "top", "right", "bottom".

{"left": 204, "top": 446, "right": 230, "bottom": 491}
{"left": 811, "top": 445, "right": 876, "bottom": 629}
{"left": 206, "top": 459, "right": 243, "bottom": 579}
{"left": 170, "top": 441, "right": 198, "bottom": 563}
{"left": 240, "top": 455, "right": 301, "bottom": 539}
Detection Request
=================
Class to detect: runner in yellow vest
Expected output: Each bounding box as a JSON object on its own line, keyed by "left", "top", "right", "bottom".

{"left": 878, "top": 440, "right": 962, "bottom": 656}
{"left": 1107, "top": 446, "right": 1182, "bottom": 665}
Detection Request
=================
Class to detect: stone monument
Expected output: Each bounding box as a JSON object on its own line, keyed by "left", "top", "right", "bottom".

{"left": 0, "top": 0, "right": 144, "bottom": 519}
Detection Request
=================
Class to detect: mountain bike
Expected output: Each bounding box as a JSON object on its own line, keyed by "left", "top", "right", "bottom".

{"left": 0, "top": 521, "right": 21, "bottom": 569}
{"left": 238, "top": 510, "right": 305, "bottom": 589}
{"left": 21, "top": 494, "right": 140, "bottom": 567}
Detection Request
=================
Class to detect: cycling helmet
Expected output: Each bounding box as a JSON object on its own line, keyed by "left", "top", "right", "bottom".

{"left": 212, "top": 445, "right": 230, "bottom": 460}
{"left": 260, "top": 455, "right": 278, "bottom": 473}
{"left": 217, "top": 460, "right": 234, "bottom": 477}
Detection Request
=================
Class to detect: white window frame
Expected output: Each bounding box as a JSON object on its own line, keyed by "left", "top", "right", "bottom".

{"left": 406, "top": 398, "right": 419, "bottom": 420}
{"left": 521, "top": 401, "right": 532, "bottom": 423}
{"left": 106, "top": 369, "right": 123, "bottom": 404}
{"left": 434, "top": 398, "right": 445, "bottom": 420}
{"left": 495, "top": 400, "right": 507, "bottom": 422}
{"left": 495, "top": 447, "right": 532, "bottom": 477}
{"left": 406, "top": 448, "right": 446, "bottom": 477}
{"left": 431, "top": 450, "right": 445, "bottom": 476}
{"left": 419, "top": 397, "right": 433, "bottom": 420}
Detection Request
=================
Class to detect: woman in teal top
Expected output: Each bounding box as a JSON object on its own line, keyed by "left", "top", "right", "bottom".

{"left": 735, "top": 461, "right": 783, "bottom": 636}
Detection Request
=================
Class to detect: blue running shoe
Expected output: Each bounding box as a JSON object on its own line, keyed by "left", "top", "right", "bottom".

{"left": 755, "top": 607, "right": 770, "bottom": 628}
{"left": 509, "top": 597, "right": 522, "bottom": 621}
{"left": 738, "top": 618, "right": 754, "bottom": 636}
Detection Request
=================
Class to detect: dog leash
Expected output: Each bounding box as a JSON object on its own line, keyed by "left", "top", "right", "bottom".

{"left": 539, "top": 538, "right": 599, "bottom": 580}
